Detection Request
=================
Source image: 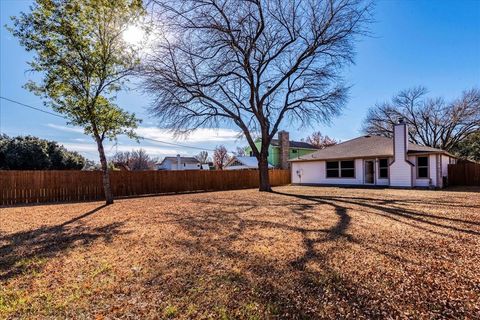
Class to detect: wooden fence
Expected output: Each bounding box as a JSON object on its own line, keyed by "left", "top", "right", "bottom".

{"left": 0, "top": 169, "right": 291, "bottom": 206}
{"left": 448, "top": 163, "right": 480, "bottom": 186}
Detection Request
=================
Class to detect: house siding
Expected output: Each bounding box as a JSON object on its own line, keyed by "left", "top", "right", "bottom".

{"left": 157, "top": 159, "right": 200, "bottom": 171}
{"left": 409, "top": 155, "right": 436, "bottom": 187}
{"left": 291, "top": 159, "right": 363, "bottom": 185}
{"left": 376, "top": 157, "right": 392, "bottom": 186}
{"left": 245, "top": 142, "right": 317, "bottom": 167}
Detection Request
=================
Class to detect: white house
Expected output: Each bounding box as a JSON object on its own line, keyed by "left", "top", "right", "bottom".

{"left": 290, "top": 121, "right": 457, "bottom": 188}
{"left": 156, "top": 154, "right": 201, "bottom": 170}
{"left": 225, "top": 156, "right": 274, "bottom": 170}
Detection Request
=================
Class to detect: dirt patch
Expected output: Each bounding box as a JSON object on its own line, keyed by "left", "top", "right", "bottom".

{"left": 1, "top": 186, "right": 479, "bottom": 319}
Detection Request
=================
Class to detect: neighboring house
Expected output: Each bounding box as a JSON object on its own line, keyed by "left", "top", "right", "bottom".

{"left": 290, "top": 120, "right": 456, "bottom": 188}
{"left": 245, "top": 131, "right": 318, "bottom": 169}
{"left": 225, "top": 156, "right": 274, "bottom": 170}
{"left": 156, "top": 154, "right": 201, "bottom": 170}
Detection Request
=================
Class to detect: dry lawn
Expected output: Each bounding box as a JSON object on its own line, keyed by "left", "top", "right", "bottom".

{"left": 0, "top": 186, "right": 479, "bottom": 319}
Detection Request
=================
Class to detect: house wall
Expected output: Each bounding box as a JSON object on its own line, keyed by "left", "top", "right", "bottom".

{"left": 158, "top": 160, "right": 200, "bottom": 171}
{"left": 408, "top": 154, "right": 437, "bottom": 187}
{"left": 376, "top": 157, "right": 392, "bottom": 186}
{"left": 157, "top": 159, "right": 173, "bottom": 170}
{"left": 245, "top": 142, "right": 317, "bottom": 167}
{"left": 291, "top": 159, "right": 363, "bottom": 185}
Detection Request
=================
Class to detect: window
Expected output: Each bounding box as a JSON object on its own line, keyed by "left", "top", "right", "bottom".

{"left": 340, "top": 160, "right": 355, "bottom": 177}
{"left": 326, "top": 160, "right": 355, "bottom": 178}
{"left": 326, "top": 161, "right": 339, "bottom": 177}
{"left": 417, "top": 156, "right": 429, "bottom": 178}
{"left": 379, "top": 158, "right": 389, "bottom": 178}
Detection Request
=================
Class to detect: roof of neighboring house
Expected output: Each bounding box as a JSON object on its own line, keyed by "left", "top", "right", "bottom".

{"left": 157, "top": 156, "right": 200, "bottom": 166}
{"left": 269, "top": 139, "right": 318, "bottom": 149}
{"left": 289, "top": 135, "right": 454, "bottom": 162}
{"left": 226, "top": 156, "right": 274, "bottom": 168}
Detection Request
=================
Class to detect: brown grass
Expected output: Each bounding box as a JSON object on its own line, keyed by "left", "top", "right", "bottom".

{"left": 1, "top": 186, "right": 479, "bottom": 319}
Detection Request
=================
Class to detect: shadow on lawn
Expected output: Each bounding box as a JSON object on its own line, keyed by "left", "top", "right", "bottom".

{"left": 273, "top": 191, "right": 480, "bottom": 236}
{"left": 151, "top": 195, "right": 401, "bottom": 318}
{"left": 147, "top": 188, "right": 478, "bottom": 318}
{"left": 0, "top": 205, "right": 125, "bottom": 281}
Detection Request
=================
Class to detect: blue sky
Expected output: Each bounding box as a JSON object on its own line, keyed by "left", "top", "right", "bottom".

{"left": 1, "top": 0, "right": 479, "bottom": 160}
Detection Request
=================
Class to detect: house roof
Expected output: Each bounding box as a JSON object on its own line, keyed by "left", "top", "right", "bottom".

{"left": 270, "top": 139, "right": 318, "bottom": 149}
{"left": 226, "top": 156, "right": 274, "bottom": 168}
{"left": 289, "top": 135, "right": 453, "bottom": 162}
{"left": 158, "top": 156, "right": 200, "bottom": 165}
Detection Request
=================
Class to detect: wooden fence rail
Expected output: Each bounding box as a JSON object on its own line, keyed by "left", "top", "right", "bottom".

{"left": 448, "top": 163, "right": 480, "bottom": 186}
{"left": 0, "top": 169, "right": 291, "bottom": 206}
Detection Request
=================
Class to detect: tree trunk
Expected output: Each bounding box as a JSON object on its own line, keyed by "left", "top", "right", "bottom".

{"left": 95, "top": 136, "right": 114, "bottom": 205}
{"left": 258, "top": 150, "right": 272, "bottom": 192}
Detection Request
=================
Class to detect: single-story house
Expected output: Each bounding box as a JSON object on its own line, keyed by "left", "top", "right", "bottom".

{"left": 225, "top": 156, "right": 274, "bottom": 170}
{"left": 290, "top": 121, "right": 456, "bottom": 188}
{"left": 156, "top": 155, "right": 201, "bottom": 170}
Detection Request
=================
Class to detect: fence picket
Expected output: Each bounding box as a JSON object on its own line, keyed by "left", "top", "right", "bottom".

{"left": 448, "top": 163, "right": 480, "bottom": 186}
{"left": 0, "top": 169, "right": 291, "bottom": 205}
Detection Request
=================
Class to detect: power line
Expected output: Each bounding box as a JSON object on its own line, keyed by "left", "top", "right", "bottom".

{"left": 0, "top": 96, "right": 67, "bottom": 119}
{"left": 0, "top": 96, "right": 217, "bottom": 152}
{"left": 141, "top": 136, "right": 216, "bottom": 151}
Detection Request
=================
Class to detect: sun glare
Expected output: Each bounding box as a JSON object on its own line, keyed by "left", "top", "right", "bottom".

{"left": 123, "top": 24, "right": 146, "bottom": 48}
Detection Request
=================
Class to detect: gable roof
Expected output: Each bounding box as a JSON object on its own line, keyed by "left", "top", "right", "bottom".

{"left": 270, "top": 139, "right": 318, "bottom": 149}
{"left": 226, "top": 156, "right": 274, "bottom": 168}
{"left": 158, "top": 156, "right": 200, "bottom": 166}
{"left": 289, "top": 135, "right": 453, "bottom": 162}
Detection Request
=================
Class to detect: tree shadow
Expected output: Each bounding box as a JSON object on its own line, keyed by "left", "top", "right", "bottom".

{"left": 0, "top": 205, "right": 126, "bottom": 281}
{"left": 273, "top": 191, "right": 480, "bottom": 236}
{"left": 142, "top": 188, "right": 478, "bottom": 317}
{"left": 142, "top": 194, "right": 405, "bottom": 318}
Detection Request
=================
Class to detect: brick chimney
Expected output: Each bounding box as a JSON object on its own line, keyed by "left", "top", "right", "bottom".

{"left": 278, "top": 130, "right": 290, "bottom": 169}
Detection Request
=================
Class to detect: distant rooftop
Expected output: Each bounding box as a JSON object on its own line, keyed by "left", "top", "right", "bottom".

{"left": 269, "top": 139, "right": 318, "bottom": 149}
{"left": 157, "top": 156, "right": 200, "bottom": 165}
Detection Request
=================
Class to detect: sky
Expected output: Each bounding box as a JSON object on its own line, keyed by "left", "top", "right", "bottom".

{"left": 1, "top": 0, "right": 479, "bottom": 161}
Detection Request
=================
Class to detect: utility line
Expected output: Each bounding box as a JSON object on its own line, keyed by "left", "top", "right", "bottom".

{"left": 0, "top": 96, "right": 218, "bottom": 152}
{"left": 0, "top": 96, "right": 67, "bottom": 119}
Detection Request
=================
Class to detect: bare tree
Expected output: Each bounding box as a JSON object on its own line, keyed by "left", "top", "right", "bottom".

{"left": 111, "top": 148, "right": 157, "bottom": 170}
{"left": 142, "top": 0, "right": 372, "bottom": 191}
{"left": 213, "top": 145, "right": 230, "bottom": 170}
{"left": 363, "top": 87, "right": 480, "bottom": 152}
{"left": 303, "top": 131, "right": 338, "bottom": 149}
{"left": 195, "top": 151, "right": 210, "bottom": 164}
{"left": 233, "top": 146, "right": 246, "bottom": 157}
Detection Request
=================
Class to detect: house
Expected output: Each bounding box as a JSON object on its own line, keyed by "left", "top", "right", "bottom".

{"left": 156, "top": 154, "right": 201, "bottom": 170}
{"left": 225, "top": 156, "right": 274, "bottom": 170}
{"left": 244, "top": 131, "right": 318, "bottom": 169}
{"left": 290, "top": 120, "right": 456, "bottom": 188}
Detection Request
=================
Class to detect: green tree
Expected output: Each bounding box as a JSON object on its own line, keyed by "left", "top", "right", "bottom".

{"left": 452, "top": 131, "right": 480, "bottom": 162}
{"left": 10, "top": 0, "right": 144, "bottom": 204}
{"left": 0, "top": 135, "right": 86, "bottom": 170}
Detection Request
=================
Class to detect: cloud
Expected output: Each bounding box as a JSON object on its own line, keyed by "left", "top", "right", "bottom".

{"left": 59, "top": 142, "right": 179, "bottom": 157}
{"left": 46, "top": 123, "right": 84, "bottom": 133}
{"left": 135, "top": 127, "right": 242, "bottom": 143}
{"left": 47, "top": 123, "right": 242, "bottom": 143}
